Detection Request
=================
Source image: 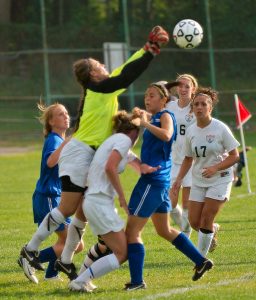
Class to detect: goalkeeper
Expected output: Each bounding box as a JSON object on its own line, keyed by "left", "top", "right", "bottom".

{"left": 20, "top": 26, "right": 169, "bottom": 283}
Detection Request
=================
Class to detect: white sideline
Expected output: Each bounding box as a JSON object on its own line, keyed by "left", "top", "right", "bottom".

{"left": 234, "top": 192, "right": 256, "bottom": 198}
{"left": 132, "top": 273, "right": 255, "bottom": 300}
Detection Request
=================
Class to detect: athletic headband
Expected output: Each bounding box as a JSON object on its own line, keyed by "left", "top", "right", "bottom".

{"left": 150, "top": 81, "right": 169, "bottom": 98}
{"left": 176, "top": 74, "right": 198, "bottom": 87}
{"left": 193, "top": 92, "right": 213, "bottom": 102}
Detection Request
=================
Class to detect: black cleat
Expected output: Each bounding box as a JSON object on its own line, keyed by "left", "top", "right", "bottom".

{"left": 192, "top": 259, "right": 213, "bottom": 281}
{"left": 124, "top": 281, "right": 147, "bottom": 291}
{"left": 54, "top": 259, "right": 78, "bottom": 280}
{"left": 20, "top": 245, "right": 44, "bottom": 271}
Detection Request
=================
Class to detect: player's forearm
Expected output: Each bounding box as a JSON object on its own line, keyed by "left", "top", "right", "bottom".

{"left": 88, "top": 52, "right": 153, "bottom": 93}
{"left": 141, "top": 120, "right": 173, "bottom": 141}
{"left": 47, "top": 138, "right": 70, "bottom": 168}
{"left": 128, "top": 158, "right": 142, "bottom": 174}
{"left": 215, "top": 152, "right": 240, "bottom": 171}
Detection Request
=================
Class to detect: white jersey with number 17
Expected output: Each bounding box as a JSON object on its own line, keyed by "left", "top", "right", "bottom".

{"left": 183, "top": 118, "right": 240, "bottom": 187}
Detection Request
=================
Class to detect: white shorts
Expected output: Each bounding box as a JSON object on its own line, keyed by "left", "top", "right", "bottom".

{"left": 189, "top": 182, "right": 233, "bottom": 203}
{"left": 171, "top": 162, "right": 192, "bottom": 187}
{"left": 83, "top": 193, "right": 124, "bottom": 236}
{"left": 58, "top": 138, "right": 95, "bottom": 188}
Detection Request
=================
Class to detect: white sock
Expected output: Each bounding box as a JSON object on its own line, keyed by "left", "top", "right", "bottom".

{"left": 61, "top": 217, "right": 86, "bottom": 264}
{"left": 197, "top": 230, "right": 214, "bottom": 256}
{"left": 75, "top": 253, "right": 120, "bottom": 284}
{"left": 78, "top": 262, "right": 87, "bottom": 276}
{"left": 170, "top": 204, "right": 183, "bottom": 229}
{"left": 181, "top": 208, "right": 192, "bottom": 238}
{"left": 78, "top": 244, "right": 100, "bottom": 275}
{"left": 27, "top": 208, "right": 65, "bottom": 251}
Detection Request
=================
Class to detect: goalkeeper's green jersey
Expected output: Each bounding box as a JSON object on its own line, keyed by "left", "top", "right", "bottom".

{"left": 73, "top": 49, "right": 152, "bottom": 147}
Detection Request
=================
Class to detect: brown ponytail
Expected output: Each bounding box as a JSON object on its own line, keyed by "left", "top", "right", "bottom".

{"left": 112, "top": 111, "right": 140, "bottom": 134}
{"left": 72, "top": 58, "right": 92, "bottom": 133}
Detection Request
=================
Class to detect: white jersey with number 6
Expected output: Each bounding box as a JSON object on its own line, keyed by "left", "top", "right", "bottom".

{"left": 166, "top": 100, "right": 195, "bottom": 164}
{"left": 183, "top": 118, "right": 240, "bottom": 187}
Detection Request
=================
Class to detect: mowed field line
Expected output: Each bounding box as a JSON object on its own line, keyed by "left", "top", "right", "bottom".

{"left": 133, "top": 273, "right": 255, "bottom": 300}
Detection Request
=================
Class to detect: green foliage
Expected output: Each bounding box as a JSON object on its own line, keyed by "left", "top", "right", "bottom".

{"left": 0, "top": 140, "right": 256, "bottom": 299}
{"left": 1, "top": 0, "right": 255, "bottom": 49}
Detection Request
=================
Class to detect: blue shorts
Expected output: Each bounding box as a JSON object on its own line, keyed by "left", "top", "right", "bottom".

{"left": 128, "top": 178, "right": 172, "bottom": 218}
{"left": 32, "top": 191, "right": 71, "bottom": 231}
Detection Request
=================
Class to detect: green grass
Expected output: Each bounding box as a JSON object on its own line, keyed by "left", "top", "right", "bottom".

{"left": 0, "top": 139, "right": 256, "bottom": 300}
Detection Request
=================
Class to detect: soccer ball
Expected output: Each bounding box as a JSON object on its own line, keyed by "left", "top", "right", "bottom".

{"left": 173, "top": 19, "right": 203, "bottom": 49}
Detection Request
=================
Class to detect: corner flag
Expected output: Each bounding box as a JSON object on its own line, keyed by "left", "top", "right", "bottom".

{"left": 234, "top": 94, "right": 252, "bottom": 194}
{"left": 235, "top": 97, "right": 252, "bottom": 129}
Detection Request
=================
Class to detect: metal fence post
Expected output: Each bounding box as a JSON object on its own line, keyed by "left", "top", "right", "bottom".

{"left": 122, "top": 0, "right": 135, "bottom": 110}
{"left": 40, "top": 0, "right": 51, "bottom": 105}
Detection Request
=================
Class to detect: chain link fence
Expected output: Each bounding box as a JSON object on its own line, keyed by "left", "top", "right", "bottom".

{"left": 1, "top": 1, "right": 255, "bottom": 146}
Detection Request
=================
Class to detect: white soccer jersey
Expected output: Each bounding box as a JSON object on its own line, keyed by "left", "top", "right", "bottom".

{"left": 86, "top": 133, "right": 137, "bottom": 198}
{"left": 166, "top": 99, "right": 195, "bottom": 164}
{"left": 184, "top": 118, "right": 240, "bottom": 187}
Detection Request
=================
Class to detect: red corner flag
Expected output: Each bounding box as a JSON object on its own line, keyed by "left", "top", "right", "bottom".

{"left": 235, "top": 96, "right": 252, "bottom": 128}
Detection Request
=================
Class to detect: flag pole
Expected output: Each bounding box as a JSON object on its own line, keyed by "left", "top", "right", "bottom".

{"left": 234, "top": 94, "right": 252, "bottom": 193}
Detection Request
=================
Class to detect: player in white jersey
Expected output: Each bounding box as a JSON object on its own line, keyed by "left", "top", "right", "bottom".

{"left": 69, "top": 111, "right": 159, "bottom": 292}
{"left": 166, "top": 74, "right": 197, "bottom": 237}
{"left": 171, "top": 87, "right": 240, "bottom": 256}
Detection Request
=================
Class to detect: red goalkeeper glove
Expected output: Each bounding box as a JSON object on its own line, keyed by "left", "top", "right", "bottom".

{"left": 148, "top": 25, "right": 169, "bottom": 47}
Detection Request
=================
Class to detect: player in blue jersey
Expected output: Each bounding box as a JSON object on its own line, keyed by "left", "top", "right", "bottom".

{"left": 125, "top": 81, "right": 214, "bottom": 291}
{"left": 18, "top": 103, "right": 83, "bottom": 283}
{"left": 19, "top": 26, "right": 170, "bottom": 282}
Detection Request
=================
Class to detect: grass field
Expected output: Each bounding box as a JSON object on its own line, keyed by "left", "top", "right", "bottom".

{"left": 0, "top": 133, "right": 256, "bottom": 300}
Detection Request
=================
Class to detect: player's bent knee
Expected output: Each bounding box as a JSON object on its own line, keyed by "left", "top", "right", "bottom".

{"left": 75, "top": 240, "right": 84, "bottom": 254}
{"left": 115, "top": 250, "right": 127, "bottom": 264}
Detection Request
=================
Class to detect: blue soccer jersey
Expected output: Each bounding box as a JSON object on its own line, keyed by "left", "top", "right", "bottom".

{"left": 140, "top": 110, "right": 177, "bottom": 187}
{"left": 35, "top": 132, "right": 63, "bottom": 195}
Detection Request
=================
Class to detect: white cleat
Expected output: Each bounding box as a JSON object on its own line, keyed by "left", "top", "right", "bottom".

{"left": 209, "top": 223, "right": 220, "bottom": 252}
{"left": 68, "top": 280, "right": 92, "bottom": 292}
{"left": 87, "top": 281, "right": 97, "bottom": 290}
{"left": 18, "top": 257, "right": 39, "bottom": 284}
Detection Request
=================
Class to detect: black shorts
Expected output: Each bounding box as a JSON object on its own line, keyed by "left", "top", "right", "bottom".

{"left": 61, "top": 176, "right": 87, "bottom": 193}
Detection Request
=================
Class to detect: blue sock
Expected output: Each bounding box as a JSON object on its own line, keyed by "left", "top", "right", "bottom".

{"left": 45, "top": 259, "right": 58, "bottom": 278}
{"left": 128, "top": 243, "right": 145, "bottom": 284}
{"left": 39, "top": 247, "right": 58, "bottom": 278}
{"left": 39, "top": 246, "right": 57, "bottom": 263}
{"left": 172, "top": 232, "right": 205, "bottom": 266}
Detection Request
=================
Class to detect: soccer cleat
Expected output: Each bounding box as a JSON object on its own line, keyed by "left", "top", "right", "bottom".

{"left": 20, "top": 245, "right": 44, "bottom": 271}
{"left": 54, "top": 259, "right": 78, "bottom": 280}
{"left": 192, "top": 259, "right": 213, "bottom": 281}
{"left": 87, "top": 281, "right": 97, "bottom": 291}
{"left": 208, "top": 237, "right": 218, "bottom": 252}
{"left": 209, "top": 223, "right": 220, "bottom": 253}
{"left": 124, "top": 281, "right": 147, "bottom": 291}
{"left": 18, "top": 256, "right": 39, "bottom": 284}
{"left": 68, "top": 280, "right": 92, "bottom": 292}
